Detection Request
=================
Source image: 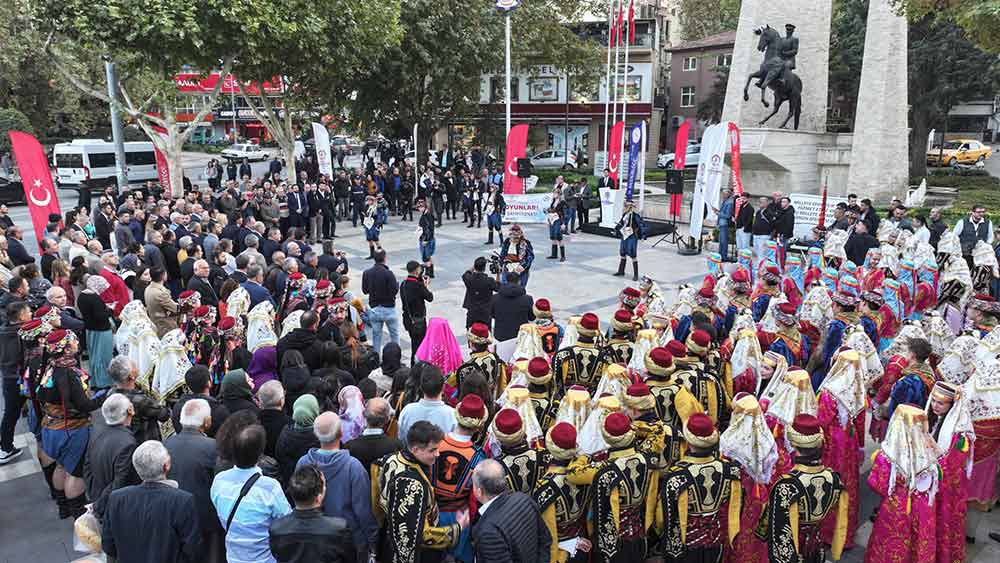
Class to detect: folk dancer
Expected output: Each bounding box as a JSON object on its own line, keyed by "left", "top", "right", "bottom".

{"left": 451, "top": 323, "right": 508, "bottom": 404}
{"left": 858, "top": 291, "right": 884, "bottom": 350}
{"left": 812, "top": 291, "right": 860, "bottom": 389}
{"left": 751, "top": 263, "right": 782, "bottom": 322}
{"left": 864, "top": 405, "right": 941, "bottom": 563}
{"left": 547, "top": 189, "right": 567, "bottom": 262}
{"left": 624, "top": 381, "right": 676, "bottom": 471}
{"left": 416, "top": 198, "right": 437, "bottom": 278}
{"left": 962, "top": 353, "right": 1000, "bottom": 541}
{"left": 525, "top": 356, "right": 558, "bottom": 430}
{"left": 614, "top": 199, "right": 646, "bottom": 281}
{"left": 498, "top": 224, "right": 534, "bottom": 288}
{"left": 363, "top": 194, "right": 387, "bottom": 259}
{"left": 721, "top": 394, "right": 780, "bottom": 563}
{"left": 279, "top": 272, "right": 309, "bottom": 319}
{"left": 532, "top": 299, "right": 564, "bottom": 358}
{"left": 659, "top": 413, "right": 742, "bottom": 563}
{"left": 683, "top": 329, "right": 731, "bottom": 428}
{"left": 217, "top": 316, "right": 251, "bottom": 380}
{"left": 926, "top": 381, "right": 975, "bottom": 560}
{"left": 755, "top": 413, "right": 848, "bottom": 563}
{"left": 643, "top": 347, "right": 703, "bottom": 431}
{"left": 596, "top": 309, "right": 637, "bottom": 372}
{"left": 552, "top": 312, "right": 603, "bottom": 395}
{"left": 673, "top": 286, "right": 724, "bottom": 344}
{"left": 184, "top": 304, "right": 219, "bottom": 370}
{"left": 534, "top": 422, "right": 596, "bottom": 563}
{"left": 721, "top": 268, "right": 753, "bottom": 340}
{"left": 967, "top": 293, "right": 1000, "bottom": 337}
{"left": 492, "top": 408, "right": 548, "bottom": 494}
{"left": 768, "top": 302, "right": 810, "bottom": 369}
{"left": 760, "top": 367, "right": 817, "bottom": 477}
{"left": 484, "top": 183, "right": 505, "bottom": 246}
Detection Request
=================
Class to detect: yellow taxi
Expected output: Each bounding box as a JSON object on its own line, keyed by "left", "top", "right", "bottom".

{"left": 927, "top": 138, "right": 993, "bottom": 167}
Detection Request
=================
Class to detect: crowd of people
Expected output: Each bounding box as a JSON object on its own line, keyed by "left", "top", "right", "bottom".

{"left": 1, "top": 147, "right": 1000, "bottom": 563}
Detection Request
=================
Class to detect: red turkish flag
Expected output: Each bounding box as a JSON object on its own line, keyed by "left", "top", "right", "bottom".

{"left": 503, "top": 124, "right": 529, "bottom": 194}
{"left": 628, "top": 0, "right": 635, "bottom": 43}
{"left": 8, "top": 131, "right": 62, "bottom": 250}
{"left": 607, "top": 121, "right": 625, "bottom": 183}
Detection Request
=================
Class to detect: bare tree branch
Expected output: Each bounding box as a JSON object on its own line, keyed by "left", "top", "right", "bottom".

{"left": 178, "top": 56, "right": 234, "bottom": 145}
{"left": 44, "top": 34, "right": 111, "bottom": 104}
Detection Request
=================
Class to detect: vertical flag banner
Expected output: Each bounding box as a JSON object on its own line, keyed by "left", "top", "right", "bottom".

{"left": 727, "top": 122, "right": 742, "bottom": 196}
{"left": 689, "top": 123, "right": 726, "bottom": 237}
{"left": 312, "top": 122, "right": 333, "bottom": 178}
{"left": 607, "top": 121, "right": 625, "bottom": 183}
{"left": 8, "top": 131, "right": 63, "bottom": 248}
{"left": 625, "top": 121, "right": 643, "bottom": 200}
{"left": 616, "top": 1, "right": 625, "bottom": 45}
{"left": 503, "top": 123, "right": 529, "bottom": 195}
{"left": 671, "top": 119, "right": 690, "bottom": 217}
{"left": 638, "top": 121, "right": 647, "bottom": 211}
{"left": 627, "top": 0, "right": 635, "bottom": 43}
{"left": 702, "top": 122, "right": 730, "bottom": 226}
{"left": 150, "top": 123, "right": 172, "bottom": 190}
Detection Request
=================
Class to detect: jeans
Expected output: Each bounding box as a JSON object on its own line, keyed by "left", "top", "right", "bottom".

{"left": 337, "top": 197, "right": 349, "bottom": 219}
{"left": 501, "top": 269, "right": 529, "bottom": 288}
{"left": 718, "top": 221, "right": 731, "bottom": 261}
{"left": 366, "top": 306, "right": 400, "bottom": 358}
{"left": 1, "top": 377, "right": 25, "bottom": 452}
{"left": 736, "top": 230, "right": 752, "bottom": 252}
{"left": 564, "top": 206, "right": 577, "bottom": 232}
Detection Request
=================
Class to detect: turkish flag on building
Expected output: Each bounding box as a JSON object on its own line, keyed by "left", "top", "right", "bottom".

{"left": 8, "top": 131, "right": 62, "bottom": 250}
{"left": 503, "top": 124, "right": 529, "bottom": 195}
{"left": 607, "top": 121, "right": 625, "bottom": 183}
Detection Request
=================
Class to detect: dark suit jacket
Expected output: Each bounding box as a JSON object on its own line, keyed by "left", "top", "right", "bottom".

{"left": 472, "top": 492, "right": 550, "bottom": 563}
{"left": 186, "top": 275, "right": 219, "bottom": 307}
{"left": 242, "top": 280, "right": 275, "bottom": 309}
{"left": 287, "top": 191, "right": 309, "bottom": 217}
{"left": 95, "top": 213, "right": 114, "bottom": 250}
{"left": 462, "top": 271, "right": 498, "bottom": 325}
{"left": 6, "top": 237, "right": 34, "bottom": 266}
{"left": 84, "top": 422, "right": 140, "bottom": 518}
{"left": 102, "top": 481, "right": 201, "bottom": 563}
{"left": 164, "top": 429, "right": 220, "bottom": 533}
{"left": 344, "top": 432, "right": 403, "bottom": 473}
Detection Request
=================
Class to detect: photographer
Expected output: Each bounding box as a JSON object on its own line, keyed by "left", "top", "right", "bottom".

{"left": 462, "top": 257, "right": 498, "bottom": 329}
{"left": 400, "top": 260, "right": 433, "bottom": 363}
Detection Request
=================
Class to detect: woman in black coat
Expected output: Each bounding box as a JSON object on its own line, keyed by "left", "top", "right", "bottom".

{"left": 219, "top": 370, "right": 259, "bottom": 416}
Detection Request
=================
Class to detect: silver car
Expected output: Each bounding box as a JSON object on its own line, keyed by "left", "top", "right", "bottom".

{"left": 657, "top": 142, "right": 701, "bottom": 169}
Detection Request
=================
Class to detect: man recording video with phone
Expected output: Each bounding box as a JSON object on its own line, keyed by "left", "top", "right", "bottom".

{"left": 400, "top": 260, "right": 433, "bottom": 363}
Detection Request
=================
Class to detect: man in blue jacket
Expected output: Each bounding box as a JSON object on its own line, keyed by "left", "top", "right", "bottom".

{"left": 241, "top": 264, "right": 275, "bottom": 308}
{"left": 296, "top": 412, "right": 379, "bottom": 559}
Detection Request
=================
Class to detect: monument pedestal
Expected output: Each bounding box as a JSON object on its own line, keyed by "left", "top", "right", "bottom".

{"left": 730, "top": 128, "right": 853, "bottom": 196}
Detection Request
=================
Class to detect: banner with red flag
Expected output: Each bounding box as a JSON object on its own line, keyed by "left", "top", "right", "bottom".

{"left": 616, "top": 1, "right": 625, "bottom": 45}
{"left": 503, "top": 124, "right": 529, "bottom": 195}
{"left": 727, "top": 122, "right": 742, "bottom": 196}
{"left": 627, "top": 0, "right": 635, "bottom": 43}
{"left": 607, "top": 121, "right": 625, "bottom": 183}
{"left": 149, "top": 124, "right": 172, "bottom": 190}
{"left": 8, "top": 131, "right": 62, "bottom": 250}
{"left": 609, "top": 5, "right": 617, "bottom": 47}
{"left": 671, "top": 119, "right": 690, "bottom": 216}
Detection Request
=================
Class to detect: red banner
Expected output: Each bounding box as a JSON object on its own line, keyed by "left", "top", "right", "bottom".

{"left": 627, "top": 0, "right": 635, "bottom": 43}
{"left": 503, "top": 124, "right": 529, "bottom": 195}
{"left": 173, "top": 72, "right": 282, "bottom": 95}
{"left": 150, "top": 123, "right": 172, "bottom": 190}
{"left": 8, "top": 131, "right": 62, "bottom": 250}
{"left": 607, "top": 121, "right": 625, "bottom": 183}
{"left": 727, "top": 122, "right": 742, "bottom": 195}
{"left": 616, "top": 1, "right": 625, "bottom": 46}
{"left": 671, "top": 119, "right": 690, "bottom": 216}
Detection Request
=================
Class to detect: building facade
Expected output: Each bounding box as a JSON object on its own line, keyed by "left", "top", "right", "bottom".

{"left": 664, "top": 31, "right": 735, "bottom": 148}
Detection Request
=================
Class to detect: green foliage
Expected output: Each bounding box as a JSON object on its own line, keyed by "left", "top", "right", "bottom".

{"left": 908, "top": 173, "right": 1000, "bottom": 224}
{"left": 829, "top": 0, "right": 869, "bottom": 129}
{"left": 678, "top": 0, "right": 741, "bottom": 41}
{"left": 907, "top": 16, "right": 1000, "bottom": 177}
{"left": 892, "top": 1, "right": 1000, "bottom": 55}
{"left": 0, "top": 107, "right": 34, "bottom": 152}
{"left": 696, "top": 66, "right": 729, "bottom": 123}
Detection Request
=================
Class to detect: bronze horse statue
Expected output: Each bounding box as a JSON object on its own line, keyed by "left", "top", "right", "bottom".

{"left": 742, "top": 25, "right": 802, "bottom": 129}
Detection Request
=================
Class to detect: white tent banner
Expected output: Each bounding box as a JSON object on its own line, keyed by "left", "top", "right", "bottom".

{"left": 312, "top": 122, "right": 333, "bottom": 178}
{"left": 689, "top": 123, "right": 727, "bottom": 237}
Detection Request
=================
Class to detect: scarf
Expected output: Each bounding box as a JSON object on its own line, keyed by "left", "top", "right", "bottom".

{"left": 415, "top": 318, "right": 464, "bottom": 376}
{"left": 220, "top": 370, "right": 253, "bottom": 404}
{"left": 293, "top": 394, "right": 321, "bottom": 428}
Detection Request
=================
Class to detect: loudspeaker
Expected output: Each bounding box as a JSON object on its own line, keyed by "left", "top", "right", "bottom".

{"left": 516, "top": 158, "right": 532, "bottom": 178}
{"left": 665, "top": 169, "right": 683, "bottom": 194}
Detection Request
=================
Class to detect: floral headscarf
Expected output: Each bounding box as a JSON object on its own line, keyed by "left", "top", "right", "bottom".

{"left": 338, "top": 386, "right": 366, "bottom": 443}
{"left": 415, "top": 317, "right": 465, "bottom": 377}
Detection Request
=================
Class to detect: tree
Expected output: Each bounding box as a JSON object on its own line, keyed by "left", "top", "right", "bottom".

{"left": 678, "top": 0, "right": 741, "bottom": 41}
{"left": 697, "top": 66, "right": 730, "bottom": 123}
{"left": 38, "top": 0, "right": 264, "bottom": 197}
{"left": 828, "top": 0, "right": 869, "bottom": 130}
{"left": 348, "top": 0, "right": 604, "bottom": 162}
{"left": 0, "top": 108, "right": 34, "bottom": 153}
{"left": 907, "top": 16, "right": 1000, "bottom": 176}
{"left": 892, "top": 1, "right": 1000, "bottom": 54}
{"left": 232, "top": 0, "right": 402, "bottom": 182}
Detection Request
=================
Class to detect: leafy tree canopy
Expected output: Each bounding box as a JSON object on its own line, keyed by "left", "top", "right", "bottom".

{"left": 892, "top": 0, "right": 1000, "bottom": 54}
{"left": 678, "top": 0, "right": 741, "bottom": 41}
{"left": 0, "top": 107, "right": 34, "bottom": 153}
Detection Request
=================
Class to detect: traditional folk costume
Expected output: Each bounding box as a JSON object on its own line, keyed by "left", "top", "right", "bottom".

{"left": 761, "top": 368, "right": 818, "bottom": 479}
{"left": 769, "top": 302, "right": 810, "bottom": 369}
{"left": 596, "top": 309, "right": 637, "bottom": 374}
{"left": 674, "top": 287, "right": 724, "bottom": 344}
{"left": 184, "top": 304, "right": 219, "bottom": 369}
{"left": 553, "top": 313, "right": 604, "bottom": 395}
{"left": 757, "top": 350, "right": 790, "bottom": 405}
{"left": 625, "top": 381, "right": 676, "bottom": 472}
{"left": 588, "top": 412, "right": 656, "bottom": 563}
{"left": 721, "top": 395, "right": 779, "bottom": 563}
{"left": 812, "top": 291, "right": 860, "bottom": 389}
{"left": 363, "top": 195, "right": 387, "bottom": 242}
{"left": 755, "top": 414, "right": 848, "bottom": 563}
{"left": 681, "top": 331, "right": 730, "bottom": 428}
{"left": 659, "top": 413, "right": 741, "bottom": 563}
{"left": 721, "top": 268, "right": 752, "bottom": 340}
{"left": 534, "top": 423, "right": 595, "bottom": 563}
{"left": 721, "top": 311, "right": 763, "bottom": 397}
{"left": 114, "top": 300, "right": 162, "bottom": 391}
{"left": 177, "top": 289, "right": 201, "bottom": 331}
{"left": 416, "top": 199, "right": 437, "bottom": 276}
{"left": 246, "top": 301, "right": 278, "bottom": 353}
{"left": 643, "top": 346, "right": 703, "bottom": 431}
{"left": 554, "top": 385, "right": 591, "bottom": 431}
{"left": 499, "top": 224, "right": 535, "bottom": 287}
{"left": 533, "top": 299, "right": 564, "bottom": 358}
{"left": 546, "top": 195, "right": 568, "bottom": 262}
{"left": 151, "top": 329, "right": 194, "bottom": 403}
{"left": 626, "top": 328, "right": 659, "bottom": 379}
{"left": 751, "top": 263, "right": 782, "bottom": 323}
{"left": 492, "top": 408, "right": 547, "bottom": 494}
{"left": 494, "top": 385, "right": 544, "bottom": 450}
{"left": 525, "top": 357, "right": 558, "bottom": 430}
{"left": 217, "top": 316, "right": 252, "bottom": 380}
{"left": 927, "top": 382, "right": 974, "bottom": 563}
{"left": 816, "top": 349, "right": 867, "bottom": 549}
{"left": 431, "top": 395, "right": 488, "bottom": 563}
{"left": 637, "top": 276, "right": 668, "bottom": 320}
{"left": 614, "top": 199, "right": 646, "bottom": 281}
{"left": 484, "top": 185, "right": 505, "bottom": 245}
{"left": 864, "top": 405, "right": 941, "bottom": 563}
{"left": 225, "top": 285, "right": 251, "bottom": 324}
{"left": 375, "top": 449, "right": 460, "bottom": 563}
{"left": 451, "top": 323, "right": 507, "bottom": 403}
{"left": 279, "top": 272, "right": 309, "bottom": 320}
{"left": 578, "top": 394, "right": 622, "bottom": 457}
{"left": 512, "top": 323, "right": 547, "bottom": 366}
{"left": 964, "top": 354, "right": 1000, "bottom": 526}
{"left": 858, "top": 291, "right": 884, "bottom": 350}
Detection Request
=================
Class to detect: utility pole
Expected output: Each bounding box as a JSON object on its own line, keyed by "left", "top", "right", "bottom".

{"left": 103, "top": 56, "right": 129, "bottom": 191}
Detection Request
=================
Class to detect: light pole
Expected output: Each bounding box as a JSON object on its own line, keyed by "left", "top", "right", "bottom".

{"left": 102, "top": 55, "right": 128, "bottom": 191}
{"left": 496, "top": 0, "right": 522, "bottom": 138}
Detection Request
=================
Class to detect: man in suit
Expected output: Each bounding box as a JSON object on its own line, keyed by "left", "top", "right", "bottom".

{"left": 287, "top": 183, "right": 309, "bottom": 229}
{"left": 186, "top": 259, "right": 219, "bottom": 307}
{"left": 4, "top": 226, "right": 34, "bottom": 266}
{"left": 94, "top": 201, "right": 115, "bottom": 251}
{"left": 461, "top": 257, "right": 498, "bottom": 328}
{"left": 85, "top": 394, "right": 140, "bottom": 518}
{"left": 470, "top": 459, "right": 550, "bottom": 563}
{"left": 597, "top": 167, "right": 617, "bottom": 190}
{"left": 113, "top": 210, "right": 136, "bottom": 256}
{"left": 144, "top": 268, "right": 179, "bottom": 337}
{"left": 344, "top": 397, "right": 402, "bottom": 471}
{"left": 241, "top": 264, "right": 275, "bottom": 308}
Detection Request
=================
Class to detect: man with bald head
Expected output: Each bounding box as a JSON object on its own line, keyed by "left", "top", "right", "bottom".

{"left": 345, "top": 397, "right": 403, "bottom": 471}
{"left": 187, "top": 258, "right": 219, "bottom": 307}
{"left": 297, "top": 411, "right": 379, "bottom": 557}
{"left": 471, "top": 459, "right": 550, "bottom": 563}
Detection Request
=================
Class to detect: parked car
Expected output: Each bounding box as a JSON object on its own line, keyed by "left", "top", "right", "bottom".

{"left": 403, "top": 150, "right": 440, "bottom": 167}
{"left": 657, "top": 142, "right": 701, "bottom": 169}
{"left": 331, "top": 136, "right": 354, "bottom": 155}
{"left": 221, "top": 143, "right": 270, "bottom": 162}
{"left": 0, "top": 175, "right": 25, "bottom": 205}
{"left": 52, "top": 139, "right": 158, "bottom": 190}
{"left": 529, "top": 149, "right": 578, "bottom": 170}
{"left": 926, "top": 139, "right": 992, "bottom": 168}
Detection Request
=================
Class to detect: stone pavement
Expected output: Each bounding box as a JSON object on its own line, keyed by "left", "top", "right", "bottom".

{"left": 1, "top": 211, "right": 999, "bottom": 561}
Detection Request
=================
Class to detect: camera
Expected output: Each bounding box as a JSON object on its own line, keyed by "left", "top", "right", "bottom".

{"left": 488, "top": 251, "right": 503, "bottom": 275}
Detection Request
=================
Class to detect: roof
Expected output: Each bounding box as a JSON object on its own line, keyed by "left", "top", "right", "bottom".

{"left": 669, "top": 31, "right": 737, "bottom": 52}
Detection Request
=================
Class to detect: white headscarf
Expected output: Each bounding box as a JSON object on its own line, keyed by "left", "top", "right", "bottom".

{"left": 627, "top": 329, "right": 659, "bottom": 375}
{"left": 554, "top": 386, "right": 590, "bottom": 430}
{"left": 511, "top": 323, "right": 545, "bottom": 362}
{"left": 721, "top": 395, "right": 779, "bottom": 484}
{"left": 561, "top": 316, "right": 581, "bottom": 348}
{"left": 818, "top": 349, "right": 869, "bottom": 426}
{"left": 226, "top": 286, "right": 251, "bottom": 320}
{"left": 247, "top": 301, "right": 277, "bottom": 353}
{"left": 151, "top": 329, "right": 192, "bottom": 400}
{"left": 927, "top": 386, "right": 975, "bottom": 477}
{"left": 281, "top": 309, "right": 304, "bottom": 339}
{"left": 938, "top": 334, "right": 979, "bottom": 385}
{"left": 880, "top": 405, "right": 942, "bottom": 496}
{"left": 578, "top": 395, "right": 620, "bottom": 456}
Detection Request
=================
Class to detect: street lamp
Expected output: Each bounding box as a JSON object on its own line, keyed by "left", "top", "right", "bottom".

{"left": 495, "top": 0, "right": 522, "bottom": 138}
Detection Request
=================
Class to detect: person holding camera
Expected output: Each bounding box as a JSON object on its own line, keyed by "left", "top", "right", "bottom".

{"left": 462, "top": 257, "right": 499, "bottom": 329}
{"left": 400, "top": 261, "right": 433, "bottom": 364}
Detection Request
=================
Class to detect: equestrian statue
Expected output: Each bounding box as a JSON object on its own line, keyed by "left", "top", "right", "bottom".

{"left": 742, "top": 23, "right": 803, "bottom": 130}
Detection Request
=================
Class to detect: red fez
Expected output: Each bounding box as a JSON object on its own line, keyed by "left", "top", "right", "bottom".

{"left": 603, "top": 412, "right": 632, "bottom": 437}
{"left": 792, "top": 414, "right": 822, "bottom": 437}
{"left": 33, "top": 305, "right": 51, "bottom": 318}
{"left": 289, "top": 272, "right": 304, "bottom": 280}
{"left": 315, "top": 279, "right": 331, "bottom": 291}
{"left": 549, "top": 422, "right": 577, "bottom": 450}
{"left": 730, "top": 269, "right": 749, "bottom": 283}
{"left": 470, "top": 323, "right": 490, "bottom": 339}
{"left": 192, "top": 305, "right": 210, "bottom": 318}
{"left": 218, "top": 316, "right": 237, "bottom": 331}
{"left": 698, "top": 287, "right": 715, "bottom": 299}
{"left": 666, "top": 340, "right": 688, "bottom": 358}
{"left": 580, "top": 312, "right": 600, "bottom": 331}
{"left": 777, "top": 302, "right": 797, "bottom": 315}
{"left": 528, "top": 357, "right": 550, "bottom": 377}
{"left": 179, "top": 290, "right": 196, "bottom": 300}
{"left": 457, "top": 394, "right": 486, "bottom": 419}
{"left": 46, "top": 328, "right": 68, "bottom": 345}
{"left": 627, "top": 382, "right": 651, "bottom": 398}
{"left": 535, "top": 298, "right": 551, "bottom": 312}
{"left": 614, "top": 309, "right": 632, "bottom": 323}
{"left": 494, "top": 408, "right": 523, "bottom": 435}
{"left": 649, "top": 347, "right": 673, "bottom": 367}
{"left": 686, "top": 413, "right": 715, "bottom": 438}
{"left": 690, "top": 329, "right": 711, "bottom": 348}
{"left": 622, "top": 287, "right": 640, "bottom": 299}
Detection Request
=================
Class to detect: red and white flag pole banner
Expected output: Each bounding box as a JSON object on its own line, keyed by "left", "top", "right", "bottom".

{"left": 150, "top": 123, "right": 172, "bottom": 190}
{"left": 671, "top": 119, "right": 690, "bottom": 217}
{"left": 728, "top": 122, "right": 743, "bottom": 215}
{"left": 502, "top": 123, "right": 529, "bottom": 195}
{"left": 8, "top": 131, "right": 63, "bottom": 250}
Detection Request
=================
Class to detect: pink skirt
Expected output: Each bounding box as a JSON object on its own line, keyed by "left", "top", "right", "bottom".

{"left": 968, "top": 450, "right": 999, "bottom": 505}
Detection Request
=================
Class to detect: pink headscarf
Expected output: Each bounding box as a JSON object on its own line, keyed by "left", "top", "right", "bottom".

{"left": 337, "top": 385, "right": 365, "bottom": 443}
{"left": 416, "top": 317, "right": 465, "bottom": 377}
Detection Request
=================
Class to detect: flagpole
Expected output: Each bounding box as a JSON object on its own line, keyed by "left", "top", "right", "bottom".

{"left": 639, "top": 120, "right": 647, "bottom": 211}
{"left": 619, "top": 1, "right": 632, "bottom": 180}
{"left": 610, "top": 0, "right": 622, "bottom": 129}
{"left": 505, "top": 11, "right": 512, "bottom": 137}
{"left": 602, "top": 1, "right": 613, "bottom": 153}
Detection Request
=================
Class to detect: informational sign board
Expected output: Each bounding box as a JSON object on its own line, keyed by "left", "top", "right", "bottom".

{"left": 789, "top": 193, "right": 847, "bottom": 238}
{"left": 503, "top": 194, "right": 551, "bottom": 223}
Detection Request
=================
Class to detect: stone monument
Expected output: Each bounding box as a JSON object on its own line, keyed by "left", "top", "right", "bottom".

{"left": 846, "top": 0, "right": 909, "bottom": 201}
